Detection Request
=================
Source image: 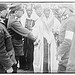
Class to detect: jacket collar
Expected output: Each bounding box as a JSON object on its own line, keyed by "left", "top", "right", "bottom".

{"left": 0, "top": 18, "right": 5, "bottom": 24}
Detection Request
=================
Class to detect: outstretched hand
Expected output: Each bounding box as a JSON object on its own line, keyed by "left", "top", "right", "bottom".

{"left": 34, "top": 37, "right": 40, "bottom": 46}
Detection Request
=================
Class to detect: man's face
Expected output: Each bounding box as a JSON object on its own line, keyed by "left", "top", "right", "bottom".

{"left": 35, "top": 8, "right": 42, "bottom": 17}
{"left": 26, "top": 9, "right": 33, "bottom": 18}
{"left": 44, "top": 8, "right": 50, "bottom": 18}
{"left": 16, "top": 9, "right": 24, "bottom": 18}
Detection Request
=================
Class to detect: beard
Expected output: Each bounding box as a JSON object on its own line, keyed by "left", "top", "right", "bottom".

{"left": 28, "top": 14, "right": 31, "bottom": 18}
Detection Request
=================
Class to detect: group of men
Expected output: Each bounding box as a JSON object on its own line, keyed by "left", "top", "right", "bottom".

{"left": 0, "top": 3, "right": 37, "bottom": 73}
{"left": 0, "top": 2, "right": 75, "bottom": 73}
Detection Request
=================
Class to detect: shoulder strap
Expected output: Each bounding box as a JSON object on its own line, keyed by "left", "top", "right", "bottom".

{"left": 0, "top": 22, "right": 11, "bottom": 38}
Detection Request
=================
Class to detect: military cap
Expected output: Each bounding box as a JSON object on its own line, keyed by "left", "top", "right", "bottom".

{"left": 0, "top": 3, "right": 7, "bottom": 11}
{"left": 9, "top": 4, "right": 23, "bottom": 12}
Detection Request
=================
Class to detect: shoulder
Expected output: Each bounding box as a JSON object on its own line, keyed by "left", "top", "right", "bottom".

{"left": 8, "top": 18, "right": 20, "bottom": 27}
{"left": 66, "top": 15, "right": 75, "bottom": 24}
{"left": 8, "top": 15, "right": 19, "bottom": 26}
{"left": 66, "top": 16, "right": 75, "bottom": 27}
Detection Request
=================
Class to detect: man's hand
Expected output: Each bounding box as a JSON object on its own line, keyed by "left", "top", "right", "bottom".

{"left": 34, "top": 38, "right": 40, "bottom": 46}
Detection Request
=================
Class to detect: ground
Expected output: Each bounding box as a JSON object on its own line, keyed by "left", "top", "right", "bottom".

{"left": 17, "top": 69, "right": 34, "bottom": 73}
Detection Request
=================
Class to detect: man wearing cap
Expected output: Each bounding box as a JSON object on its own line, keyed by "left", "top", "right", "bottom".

{"left": 56, "top": 4, "right": 75, "bottom": 73}
{"left": 0, "top": 3, "right": 15, "bottom": 73}
{"left": 7, "top": 4, "right": 37, "bottom": 73}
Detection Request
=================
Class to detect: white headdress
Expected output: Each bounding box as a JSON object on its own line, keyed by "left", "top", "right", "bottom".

{"left": 33, "top": 3, "right": 42, "bottom": 10}
{"left": 41, "top": 3, "right": 51, "bottom": 10}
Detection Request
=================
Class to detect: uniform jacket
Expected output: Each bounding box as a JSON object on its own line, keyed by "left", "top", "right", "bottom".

{"left": 0, "top": 22, "right": 13, "bottom": 71}
{"left": 0, "top": 18, "right": 17, "bottom": 65}
{"left": 66, "top": 16, "right": 75, "bottom": 71}
{"left": 57, "top": 15, "right": 75, "bottom": 66}
{"left": 7, "top": 16, "right": 36, "bottom": 56}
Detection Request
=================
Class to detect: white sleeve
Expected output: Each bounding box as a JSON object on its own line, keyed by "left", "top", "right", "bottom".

{"left": 65, "top": 31, "right": 74, "bottom": 40}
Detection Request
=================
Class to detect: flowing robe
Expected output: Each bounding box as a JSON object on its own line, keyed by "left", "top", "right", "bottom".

{"left": 32, "top": 14, "right": 58, "bottom": 72}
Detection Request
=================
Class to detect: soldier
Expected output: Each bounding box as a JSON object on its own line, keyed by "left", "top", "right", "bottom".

{"left": 0, "top": 3, "right": 15, "bottom": 73}
{"left": 56, "top": 4, "right": 75, "bottom": 73}
{"left": 7, "top": 4, "right": 36, "bottom": 73}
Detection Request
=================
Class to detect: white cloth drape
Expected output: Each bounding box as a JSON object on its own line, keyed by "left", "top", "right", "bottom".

{"left": 32, "top": 10, "right": 59, "bottom": 72}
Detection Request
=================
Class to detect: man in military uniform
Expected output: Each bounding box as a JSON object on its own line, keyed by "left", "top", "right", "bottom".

{"left": 56, "top": 4, "right": 75, "bottom": 73}
{"left": 7, "top": 4, "right": 36, "bottom": 73}
{"left": 0, "top": 4, "right": 15, "bottom": 73}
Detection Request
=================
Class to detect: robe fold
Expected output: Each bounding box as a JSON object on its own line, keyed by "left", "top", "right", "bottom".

{"left": 32, "top": 11, "right": 59, "bottom": 72}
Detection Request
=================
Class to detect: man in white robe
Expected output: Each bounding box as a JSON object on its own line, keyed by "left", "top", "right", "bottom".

{"left": 32, "top": 3, "right": 59, "bottom": 73}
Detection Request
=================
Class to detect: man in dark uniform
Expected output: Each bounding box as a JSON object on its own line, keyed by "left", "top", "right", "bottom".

{"left": 7, "top": 4, "right": 36, "bottom": 73}
{"left": 0, "top": 4, "right": 15, "bottom": 73}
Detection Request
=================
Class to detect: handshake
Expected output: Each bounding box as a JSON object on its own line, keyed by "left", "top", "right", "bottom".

{"left": 34, "top": 36, "right": 40, "bottom": 46}
{"left": 28, "top": 31, "right": 40, "bottom": 46}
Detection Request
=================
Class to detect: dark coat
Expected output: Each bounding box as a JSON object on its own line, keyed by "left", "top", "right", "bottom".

{"left": 0, "top": 20, "right": 17, "bottom": 65}
{"left": 0, "top": 22, "right": 13, "bottom": 71}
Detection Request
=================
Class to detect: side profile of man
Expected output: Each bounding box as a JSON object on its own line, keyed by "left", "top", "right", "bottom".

{"left": 0, "top": 3, "right": 14, "bottom": 73}
{"left": 7, "top": 4, "right": 37, "bottom": 73}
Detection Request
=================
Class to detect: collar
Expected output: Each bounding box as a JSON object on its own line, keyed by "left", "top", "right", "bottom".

{"left": 0, "top": 18, "right": 5, "bottom": 24}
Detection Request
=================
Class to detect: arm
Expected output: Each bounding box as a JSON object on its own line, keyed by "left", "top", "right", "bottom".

{"left": 57, "top": 21, "right": 75, "bottom": 58}
{"left": 10, "top": 21, "right": 36, "bottom": 41}
{"left": 0, "top": 23, "right": 14, "bottom": 52}
{"left": 0, "top": 24, "right": 13, "bottom": 72}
